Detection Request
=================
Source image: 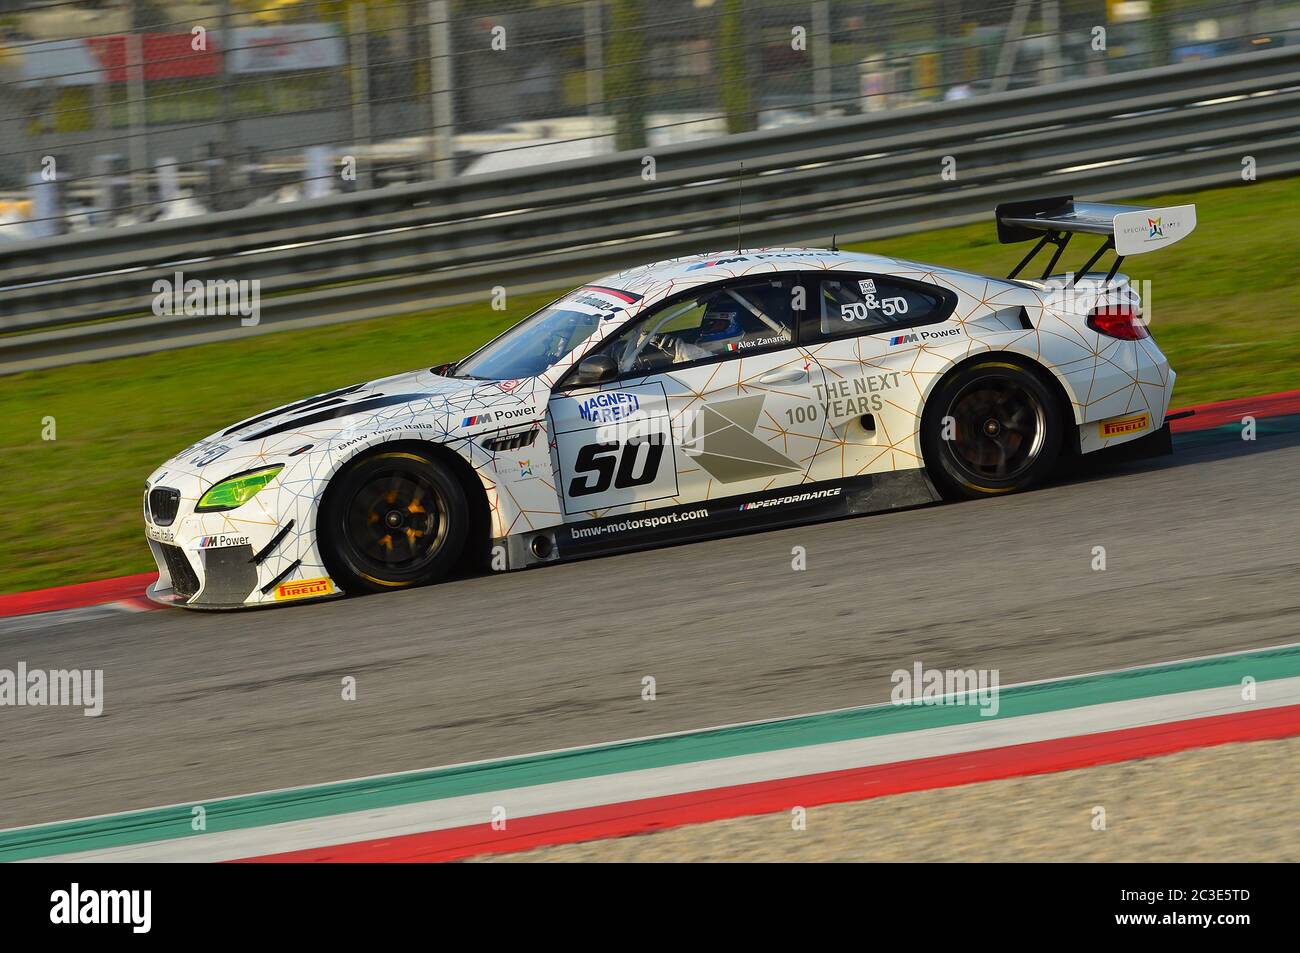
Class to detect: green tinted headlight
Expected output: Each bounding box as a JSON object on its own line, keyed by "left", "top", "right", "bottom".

{"left": 196, "top": 466, "right": 283, "bottom": 512}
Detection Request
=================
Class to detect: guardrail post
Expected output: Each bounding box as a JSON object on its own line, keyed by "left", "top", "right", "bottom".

{"left": 94, "top": 154, "right": 130, "bottom": 227}
{"left": 156, "top": 157, "right": 180, "bottom": 209}
{"left": 305, "top": 146, "right": 333, "bottom": 200}
{"left": 1043, "top": 0, "right": 1063, "bottom": 86}
{"left": 26, "top": 170, "right": 62, "bottom": 239}
{"left": 812, "top": 1, "right": 832, "bottom": 117}
{"left": 218, "top": 0, "right": 238, "bottom": 184}
{"left": 584, "top": 1, "right": 605, "bottom": 119}
{"left": 428, "top": 0, "right": 455, "bottom": 181}
{"left": 126, "top": 28, "right": 151, "bottom": 214}
{"left": 992, "top": 0, "right": 1033, "bottom": 93}
{"left": 349, "top": 2, "right": 374, "bottom": 190}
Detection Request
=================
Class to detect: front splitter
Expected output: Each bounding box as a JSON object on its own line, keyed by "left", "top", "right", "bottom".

{"left": 145, "top": 582, "right": 344, "bottom": 612}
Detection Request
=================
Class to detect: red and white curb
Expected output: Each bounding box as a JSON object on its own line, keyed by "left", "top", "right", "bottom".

{"left": 0, "top": 573, "right": 159, "bottom": 632}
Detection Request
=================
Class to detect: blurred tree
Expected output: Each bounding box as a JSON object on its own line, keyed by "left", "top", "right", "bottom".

{"left": 607, "top": 0, "right": 646, "bottom": 151}
{"left": 132, "top": 1, "right": 173, "bottom": 29}
{"left": 308, "top": 0, "right": 407, "bottom": 30}
{"left": 719, "top": 0, "right": 753, "bottom": 134}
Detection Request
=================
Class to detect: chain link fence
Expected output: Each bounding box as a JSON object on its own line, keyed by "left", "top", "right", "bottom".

{"left": 0, "top": 0, "right": 1295, "bottom": 238}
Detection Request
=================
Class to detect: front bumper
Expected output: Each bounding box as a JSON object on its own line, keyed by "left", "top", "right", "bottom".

{"left": 148, "top": 538, "right": 260, "bottom": 609}
{"left": 143, "top": 489, "right": 343, "bottom": 611}
{"left": 145, "top": 536, "right": 344, "bottom": 610}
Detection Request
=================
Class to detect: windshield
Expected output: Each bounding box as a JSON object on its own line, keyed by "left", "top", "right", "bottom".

{"left": 453, "top": 285, "right": 641, "bottom": 380}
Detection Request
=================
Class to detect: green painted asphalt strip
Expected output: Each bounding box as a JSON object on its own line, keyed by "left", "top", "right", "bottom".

{"left": 4, "top": 644, "right": 1299, "bottom": 862}
{"left": 1172, "top": 413, "right": 1300, "bottom": 449}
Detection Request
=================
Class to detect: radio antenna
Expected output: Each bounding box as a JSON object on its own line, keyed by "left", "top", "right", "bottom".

{"left": 736, "top": 162, "right": 744, "bottom": 255}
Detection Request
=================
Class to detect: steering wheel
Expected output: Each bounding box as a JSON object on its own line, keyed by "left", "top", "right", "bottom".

{"left": 631, "top": 334, "right": 676, "bottom": 372}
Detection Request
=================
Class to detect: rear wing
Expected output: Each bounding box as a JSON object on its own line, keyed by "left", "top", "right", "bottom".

{"left": 995, "top": 196, "right": 1196, "bottom": 284}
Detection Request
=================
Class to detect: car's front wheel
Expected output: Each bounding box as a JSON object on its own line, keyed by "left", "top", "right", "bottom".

{"left": 319, "top": 448, "right": 468, "bottom": 594}
{"left": 921, "top": 359, "right": 1064, "bottom": 500}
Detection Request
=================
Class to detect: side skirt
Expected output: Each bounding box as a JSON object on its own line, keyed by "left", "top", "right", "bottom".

{"left": 500, "top": 469, "right": 941, "bottom": 569}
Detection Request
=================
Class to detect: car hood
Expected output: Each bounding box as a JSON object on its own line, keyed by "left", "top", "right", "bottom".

{"left": 150, "top": 368, "right": 546, "bottom": 485}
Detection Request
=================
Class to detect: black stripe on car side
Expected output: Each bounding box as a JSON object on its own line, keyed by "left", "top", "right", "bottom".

{"left": 223, "top": 383, "right": 367, "bottom": 436}
{"left": 250, "top": 520, "right": 296, "bottom": 565}
{"left": 260, "top": 559, "right": 303, "bottom": 595}
{"left": 241, "top": 393, "right": 431, "bottom": 440}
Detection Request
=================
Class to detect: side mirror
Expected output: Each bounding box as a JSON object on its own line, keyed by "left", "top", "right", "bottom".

{"left": 570, "top": 353, "right": 617, "bottom": 386}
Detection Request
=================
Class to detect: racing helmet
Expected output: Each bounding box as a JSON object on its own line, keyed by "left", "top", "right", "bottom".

{"left": 697, "top": 296, "right": 744, "bottom": 343}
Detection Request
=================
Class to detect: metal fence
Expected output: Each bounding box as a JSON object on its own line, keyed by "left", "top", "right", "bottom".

{"left": 2, "top": 44, "right": 1296, "bottom": 375}
{"left": 1, "top": 0, "right": 1296, "bottom": 239}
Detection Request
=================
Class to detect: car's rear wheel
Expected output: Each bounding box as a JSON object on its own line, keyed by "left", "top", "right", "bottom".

{"left": 921, "top": 360, "right": 1063, "bottom": 500}
{"left": 319, "top": 449, "right": 468, "bottom": 594}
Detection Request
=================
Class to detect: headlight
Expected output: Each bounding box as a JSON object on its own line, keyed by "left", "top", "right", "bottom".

{"left": 196, "top": 466, "right": 283, "bottom": 512}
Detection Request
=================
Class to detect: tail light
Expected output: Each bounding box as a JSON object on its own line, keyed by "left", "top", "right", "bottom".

{"left": 1087, "top": 303, "right": 1149, "bottom": 340}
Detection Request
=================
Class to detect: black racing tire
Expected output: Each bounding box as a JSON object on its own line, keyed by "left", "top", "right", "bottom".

{"left": 318, "top": 448, "right": 468, "bottom": 595}
{"left": 921, "top": 359, "right": 1064, "bottom": 500}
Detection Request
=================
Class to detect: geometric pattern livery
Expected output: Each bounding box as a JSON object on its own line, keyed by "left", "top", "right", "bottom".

{"left": 681, "top": 395, "right": 803, "bottom": 483}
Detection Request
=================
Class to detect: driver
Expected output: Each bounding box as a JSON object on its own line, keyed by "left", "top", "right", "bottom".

{"left": 693, "top": 296, "right": 746, "bottom": 356}
{"left": 633, "top": 293, "right": 752, "bottom": 368}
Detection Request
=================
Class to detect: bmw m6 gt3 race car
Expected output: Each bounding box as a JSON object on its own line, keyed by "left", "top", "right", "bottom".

{"left": 143, "top": 195, "right": 1196, "bottom": 609}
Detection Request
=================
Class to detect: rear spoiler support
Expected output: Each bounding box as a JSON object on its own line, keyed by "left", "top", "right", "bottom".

{"left": 997, "top": 196, "right": 1194, "bottom": 286}
{"left": 1079, "top": 237, "right": 1124, "bottom": 286}
{"left": 1007, "top": 230, "right": 1073, "bottom": 282}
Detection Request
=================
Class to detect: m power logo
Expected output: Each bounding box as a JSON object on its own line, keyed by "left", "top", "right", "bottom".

{"left": 889, "top": 327, "right": 961, "bottom": 346}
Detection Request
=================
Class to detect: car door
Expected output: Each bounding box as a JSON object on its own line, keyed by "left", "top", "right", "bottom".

{"left": 548, "top": 274, "right": 830, "bottom": 519}
{"left": 799, "top": 270, "right": 960, "bottom": 482}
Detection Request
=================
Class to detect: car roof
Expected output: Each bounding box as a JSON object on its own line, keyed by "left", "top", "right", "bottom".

{"left": 592, "top": 247, "right": 975, "bottom": 305}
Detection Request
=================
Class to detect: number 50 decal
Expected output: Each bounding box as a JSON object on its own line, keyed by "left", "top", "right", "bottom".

{"left": 840, "top": 296, "right": 908, "bottom": 321}
{"left": 551, "top": 382, "right": 679, "bottom": 513}
{"left": 569, "top": 435, "right": 666, "bottom": 498}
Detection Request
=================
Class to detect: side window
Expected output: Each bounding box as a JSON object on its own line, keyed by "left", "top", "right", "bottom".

{"left": 805, "top": 275, "right": 952, "bottom": 342}
{"left": 611, "top": 278, "right": 799, "bottom": 376}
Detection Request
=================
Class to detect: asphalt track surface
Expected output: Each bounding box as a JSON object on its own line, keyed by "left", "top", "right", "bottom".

{"left": 3, "top": 421, "right": 1298, "bottom": 830}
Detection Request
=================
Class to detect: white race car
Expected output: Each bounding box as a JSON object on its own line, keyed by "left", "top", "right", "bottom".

{"left": 143, "top": 196, "right": 1195, "bottom": 609}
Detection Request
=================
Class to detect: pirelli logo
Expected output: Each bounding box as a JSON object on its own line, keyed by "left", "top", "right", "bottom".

{"left": 1099, "top": 413, "right": 1150, "bottom": 438}
{"left": 274, "top": 577, "right": 333, "bottom": 601}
